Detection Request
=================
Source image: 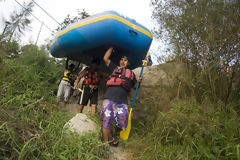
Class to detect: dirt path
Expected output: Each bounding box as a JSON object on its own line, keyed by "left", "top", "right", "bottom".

{"left": 65, "top": 95, "right": 133, "bottom": 160}
{"left": 109, "top": 144, "right": 133, "bottom": 160}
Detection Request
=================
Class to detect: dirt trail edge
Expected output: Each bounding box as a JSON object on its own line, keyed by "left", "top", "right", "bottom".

{"left": 109, "top": 144, "right": 133, "bottom": 160}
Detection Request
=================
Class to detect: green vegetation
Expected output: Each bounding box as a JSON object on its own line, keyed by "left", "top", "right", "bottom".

{"left": 151, "top": 0, "right": 240, "bottom": 105}
{"left": 0, "top": 44, "right": 108, "bottom": 159}
{"left": 129, "top": 99, "right": 240, "bottom": 160}
{"left": 125, "top": 0, "right": 240, "bottom": 159}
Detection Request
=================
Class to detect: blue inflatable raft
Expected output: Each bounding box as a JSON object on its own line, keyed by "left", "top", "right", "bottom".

{"left": 49, "top": 10, "right": 152, "bottom": 69}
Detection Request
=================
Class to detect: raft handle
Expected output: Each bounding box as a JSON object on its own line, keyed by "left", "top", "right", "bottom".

{"left": 129, "top": 30, "right": 138, "bottom": 35}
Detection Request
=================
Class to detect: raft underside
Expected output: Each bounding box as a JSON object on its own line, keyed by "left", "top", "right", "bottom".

{"left": 50, "top": 19, "right": 152, "bottom": 69}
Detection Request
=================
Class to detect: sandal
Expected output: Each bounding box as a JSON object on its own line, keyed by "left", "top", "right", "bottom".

{"left": 110, "top": 135, "right": 119, "bottom": 147}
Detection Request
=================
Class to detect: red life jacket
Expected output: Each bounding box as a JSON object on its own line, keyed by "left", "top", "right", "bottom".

{"left": 106, "top": 67, "right": 134, "bottom": 92}
{"left": 83, "top": 71, "right": 101, "bottom": 85}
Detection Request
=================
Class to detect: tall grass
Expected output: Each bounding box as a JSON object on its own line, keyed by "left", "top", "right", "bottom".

{"left": 129, "top": 98, "right": 240, "bottom": 160}
{"left": 0, "top": 44, "right": 108, "bottom": 159}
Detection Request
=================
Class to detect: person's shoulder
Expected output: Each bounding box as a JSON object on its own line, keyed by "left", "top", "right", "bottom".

{"left": 109, "top": 61, "right": 118, "bottom": 69}
{"left": 109, "top": 61, "right": 116, "bottom": 66}
{"left": 125, "top": 68, "right": 135, "bottom": 77}
{"left": 127, "top": 68, "right": 134, "bottom": 72}
{"left": 129, "top": 69, "right": 137, "bottom": 80}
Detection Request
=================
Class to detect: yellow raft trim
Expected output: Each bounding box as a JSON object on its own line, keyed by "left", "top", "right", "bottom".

{"left": 50, "top": 14, "right": 152, "bottom": 46}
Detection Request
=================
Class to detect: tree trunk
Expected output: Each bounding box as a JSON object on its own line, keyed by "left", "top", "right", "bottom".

{"left": 0, "top": 24, "right": 9, "bottom": 41}
{"left": 7, "top": 19, "right": 21, "bottom": 43}
{"left": 7, "top": 26, "right": 16, "bottom": 43}
{"left": 224, "top": 66, "right": 236, "bottom": 107}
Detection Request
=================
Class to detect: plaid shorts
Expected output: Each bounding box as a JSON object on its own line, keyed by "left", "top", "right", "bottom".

{"left": 100, "top": 99, "right": 128, "bottom": 130}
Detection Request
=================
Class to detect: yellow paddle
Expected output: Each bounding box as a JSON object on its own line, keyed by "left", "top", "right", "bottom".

{"left": 120, "top": 56, "right": 148, "bottom": 140}
{"left": 72, "top": 87, "right": 83, "bottom": 93}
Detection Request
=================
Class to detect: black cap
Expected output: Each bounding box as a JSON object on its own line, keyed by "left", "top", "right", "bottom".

{"left": 69, "top": 63, "right": 75, "bottom": 68}
{"left": 91, "top": 58, "right": 100, "bottom": 65}
{"left": 121, "top": 56, "right": 129, "bottom": 60}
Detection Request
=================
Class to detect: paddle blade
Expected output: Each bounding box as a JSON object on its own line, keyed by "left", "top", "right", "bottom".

{"left": 120, "top": 108, "right": 132, "bottom": 141}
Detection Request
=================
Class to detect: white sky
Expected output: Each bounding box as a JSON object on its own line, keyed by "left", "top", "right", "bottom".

{"left": 0, "top": 0, "right": 164, "bottom": 63}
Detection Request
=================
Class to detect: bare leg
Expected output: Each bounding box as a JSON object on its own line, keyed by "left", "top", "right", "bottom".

{"left": 103, "top": 128, "right": 111, "bottom": 142}
{"left": 91, "top": 104, "right": 97, "bottom": 115}
{"left": 77, "top": 104, "right": 84, "bottom": 113}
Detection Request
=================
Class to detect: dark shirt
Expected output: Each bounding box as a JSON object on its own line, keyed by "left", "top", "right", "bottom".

{"left": 104, "top": 61, "right": 137, "bottom": 104}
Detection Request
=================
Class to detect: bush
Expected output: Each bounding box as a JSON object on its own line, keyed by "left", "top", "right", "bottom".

{"left": 0, "top": 107, "right": 108, "bottom": 159}
{"left": 0, "top": 44, "right": 62, "bottom": 107}
{"left": 129, "top": 99, "right": 240, "bottom": 160}
{"left": 0, "top": 44, "right": 108, "bottom": 159}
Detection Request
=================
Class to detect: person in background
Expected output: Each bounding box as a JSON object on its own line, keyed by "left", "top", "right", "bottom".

{"left": 145, "top": 52, "right": 153, "bottom": 66}
{"left": 101, "top": 47, "right": 142, "bottom": 146}
{"left": 57, "top": 59, "right": 79, "bottom": 104}
{"left": 74, "top": 59, "right": 107, "bottom": 115}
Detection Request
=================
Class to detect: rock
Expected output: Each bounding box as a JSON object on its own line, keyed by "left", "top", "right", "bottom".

{"left": 133, "top": 62, "right": 189, "bottom": 87}
{"left": 129, "top": 62, "right": 191, "bottom": 119}
{"left": 64, "top": 113, "right": 98, "bottom": 135}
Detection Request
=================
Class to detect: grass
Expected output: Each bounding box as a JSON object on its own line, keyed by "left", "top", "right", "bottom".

{"left": 0, "top": 44, "right": 109, "bottom": 160}
{"left": 0, "top": 106, "right": 109, "bottom": 159}
{"left": 128, "top": 98, "right": 240, "bottom": 160}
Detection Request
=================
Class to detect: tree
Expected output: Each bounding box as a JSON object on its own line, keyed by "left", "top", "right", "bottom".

{"left": 56, "top": 9, "right": 90, "bottom": 32}
{"left": 151, "top": 0, "right": 240, "bottom": 104}
{"left": 4, "top": 1, "right": 34, "bottom": 42}
{"left": 0, "top": 20, "right": 11, "bottom": 42}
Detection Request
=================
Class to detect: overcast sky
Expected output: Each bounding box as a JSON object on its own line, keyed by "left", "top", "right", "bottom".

{"left": 0, "top": 0, "right": 163, "bottom": 63}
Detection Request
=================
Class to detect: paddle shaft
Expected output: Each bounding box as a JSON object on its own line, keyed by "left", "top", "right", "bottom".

{"left": 130, "top": 63, "right": 145, "bottom": 109}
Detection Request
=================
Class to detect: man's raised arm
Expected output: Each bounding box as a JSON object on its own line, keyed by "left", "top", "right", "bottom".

{"left": 73, "top": 69, "right": 87, "bottom": 89}
{"left": 103, "top": 47, "right": 113, "bottom": 67}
